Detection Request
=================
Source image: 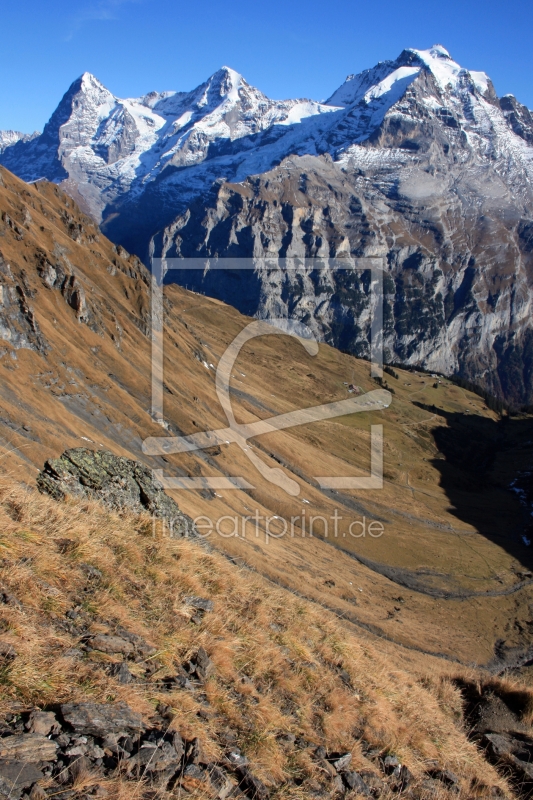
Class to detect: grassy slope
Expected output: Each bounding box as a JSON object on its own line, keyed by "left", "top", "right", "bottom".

{"left": 0, "top": 164, "right": 531, "bottom": 672}
{"left": 0, "top": 474, "right": 517, "bottom": 799}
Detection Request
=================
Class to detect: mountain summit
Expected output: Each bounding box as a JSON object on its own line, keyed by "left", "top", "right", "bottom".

{"left": 0, "top": 64, "right": 333, "bottom": 219}
{"left": 1, "top": 44, "right": 529, "bottom": 234}
{"left": 326, "top": 44, "right": 491, "bottom": 107}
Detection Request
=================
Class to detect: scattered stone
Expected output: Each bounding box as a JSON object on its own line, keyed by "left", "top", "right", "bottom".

{"left": 54, "top": 538, "right": 76, "bottom": 554}
{"left": 184, "top": 596, "right": 214, "bottom": 613}
{"left": 427, "top": 767, "right": 460, "bottom": 788}
{"left": 209, "top": 767, "right": 236, "bottom": 800}
{"left": 0, "top": 760, "right": 43, "bottom": 793}
{"left": 88, "top": 634, "right": 134, "bottom": 656}
{"left": 28, "top": 784, "right": 47, "bottom": 800}
{"left": 25, "top": 710, "right": 60, "bottom": 736}
{"left": 396, "top": 764, "right": 414, "bottom": 790}
{"left": 183, "top": 763, "right": 205, "bottom": 780}
{"left": 277, "top": 732, "right": 296, "bottom": 748}
{"left": 101, "top": 732, "right": 129, "bottom": 757}
{"left": 358, "top": 769, "right": 384, "bottom": 795}
{"left": 342, "top": 770, "right": 370, "bottom": 794}
{"left": 482, "top": 732, "right": 533, "bottom": 781}
{"left": 294, "top": 736, "right": 309, "bottom": 749}
{"left": 382, "top": 754, "right": 400, "bottom": 775}
{"left": 179, "top": 763, "right": 215, "bottom": 793}
{"left": 171, "top": 731, "right": 184, "bottom": 761}
{"left": 155, "top": 703, "right": 175, "bottom": 721}
{"left": 482, "top": 732, "right": 514, "bottom": 760}
{"left": 186, "top": 647, "right": 215, "bottom": 681}
{"left": 144, "top": 659, "right": 160, "bottom": 676}
{"left": 418, "top": 777, "right": 444, "bottom": 798}
{"left": 236, "top": 766, "right": 269, "bottom": 800}
{"left": 127, "top": 740, "right": 179, "bottom": 775}
{"left": 62, "top": 648, "right": 83, "bottom": 660}
{"left": 338, "top": 669, "right": 353, "bottom": 688}
{"left": 59, "top": 702, "right": 145, "bottom": 737}
{"left": 0, "top": 642, "right": 17, "bottom": 660}
{"left": 0, "top": 734, "right": 58, "bottom": 763}
{"left": 159, "top": 671, "right": 193, "bottom": 691}
{"left": 225, "top": 749, "right": 249, "bottom": 769}
{"left": 108, "top": 661, "right": 134, "bottom": 684}
{"left": 115, "top": 627, "right": 156, "bottom": 657}
{"left": 80, "top": 563, "right": 103, "bottom": 582}
{"left": 332, "top": 753, "right": 352, "bottom": 772}
{"left": 185, "top": 737, "right": 205, "bottom": 766}
{"left": 0, "top": 589, "right": 21, "bottom": 608}
{"left": 317, "top": 758, "right": 337, "bottom": 779}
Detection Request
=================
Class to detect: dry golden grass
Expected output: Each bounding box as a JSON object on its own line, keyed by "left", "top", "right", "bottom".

{"left": 0, "top": 473, "right": 518, "bottom": 798}
{"left": 0, "top": 163, "right": 532, "bottom": 673}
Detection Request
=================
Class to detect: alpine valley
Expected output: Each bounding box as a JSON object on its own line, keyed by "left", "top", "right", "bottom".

{"left": 2, "top": 39, "right": 533, "bottom": 800}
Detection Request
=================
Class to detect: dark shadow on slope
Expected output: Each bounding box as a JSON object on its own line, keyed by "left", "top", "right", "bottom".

{"left": 415, "top": 401, "right": 533, "bottom": 572}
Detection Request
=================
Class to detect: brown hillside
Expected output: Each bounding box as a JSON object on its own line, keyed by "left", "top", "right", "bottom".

{"left": 0, "top": 164, "right": 532, "bottom": 677}
{"left": 0, "top": 472, "right": 520, "bottom": 800}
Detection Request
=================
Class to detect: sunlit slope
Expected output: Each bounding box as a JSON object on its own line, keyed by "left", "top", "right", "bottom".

{"left": 0, "top": 165, "right": 531, "bottom": 669}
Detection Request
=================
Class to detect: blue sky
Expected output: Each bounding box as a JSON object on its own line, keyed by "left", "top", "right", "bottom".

{"left": 1, "top": 0, "right": 532, "bottom": 132}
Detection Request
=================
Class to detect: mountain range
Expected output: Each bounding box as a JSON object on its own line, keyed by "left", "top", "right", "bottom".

{"left": 2, "top": 45, "right": 533, "bottom": 404}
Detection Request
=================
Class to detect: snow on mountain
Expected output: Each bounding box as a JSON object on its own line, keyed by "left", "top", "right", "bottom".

{"left": 1, "top": 44, "right": 532, "bottom": 259}
{"left": 0, "top": 66, "right": 334, "bottom": 219}
{"left": 0, "top": 130, "right": 39, "bottom": 155}
{"left": 144, "top": 47, "right": 533, "bottom": 406}
{"left": 2, "top": 45, "right": 533, "bottom": 402}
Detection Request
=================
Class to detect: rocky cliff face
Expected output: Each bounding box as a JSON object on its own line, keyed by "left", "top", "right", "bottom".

{"left": 2, "top": 46, "right": 533, "bottom": 402}
{"left": 156, "top": 148, "right": 533, "bottom": 405}
{"left": 155, "top": 48, "right": 533, "bottom": 406}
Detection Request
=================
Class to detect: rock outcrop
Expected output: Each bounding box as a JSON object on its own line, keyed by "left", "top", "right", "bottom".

{"left": 37, "top": 448, "right": 195, "bottom": 536}
{"left": 458, "top": 680, "right": 533, "bottom": 798}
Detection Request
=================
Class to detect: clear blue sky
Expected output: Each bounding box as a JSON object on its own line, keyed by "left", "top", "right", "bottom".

{"left": 1, "top": 0, "right": 532, "bottom": 132}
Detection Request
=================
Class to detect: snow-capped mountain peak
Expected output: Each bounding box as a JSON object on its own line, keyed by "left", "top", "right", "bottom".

{"left": 191, "top": 66, "right": 255, "bottom": 112}
{"left": 1, "top": 45, "right": 533, "bottom": 408}
{"left": 79, "top": 71, "right": 107, "bottom": 90}
{"left": 407, "top": 44, "right": 491, "bottom": 95}
{"left": 208, "top": 66, "right": 243, "bottom": 97}
{"left": 0, "top": 64, "right": 338, "bottom": 217}
{"left": 326, "top": 44, "right": 492, "bottom": 110}
{"left": 425, "top": 43, "right": 452, "bottom": 58}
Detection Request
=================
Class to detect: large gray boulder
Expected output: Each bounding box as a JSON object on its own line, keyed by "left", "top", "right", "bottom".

{"left": 37, "top": 448, "right": 195, "bottom": 536}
